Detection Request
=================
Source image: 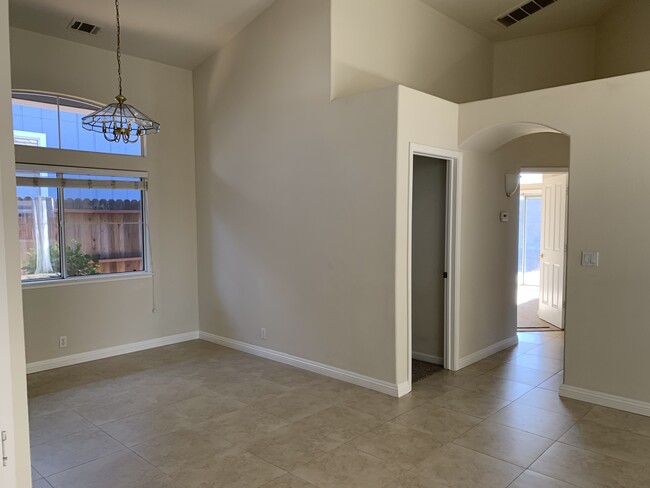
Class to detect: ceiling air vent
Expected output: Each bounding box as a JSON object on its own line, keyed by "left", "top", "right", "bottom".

{"left": 67, "top": 19, "right": 101, "bottom": 35}
{"left": 494, "top": 0, "right": 557, "bottom": 28}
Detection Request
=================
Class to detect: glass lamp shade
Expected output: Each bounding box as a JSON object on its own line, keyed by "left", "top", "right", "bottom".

{"left": 82, "top": 95, "right": 160, "bottom": 144}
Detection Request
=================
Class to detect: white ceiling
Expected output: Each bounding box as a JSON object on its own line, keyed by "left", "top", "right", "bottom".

{"left": 9, "top": 0, "right": 625, "bottom": 69}
{"left": 419, "top": 0, "right": 622, "bottom": 41}
{"left": 8, "top": 0, "right": 277, "bottom": 69}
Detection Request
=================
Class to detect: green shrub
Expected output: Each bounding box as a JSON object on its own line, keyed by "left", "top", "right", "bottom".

{"left": 23, "top": 240, "right": 99, "bottom": 276}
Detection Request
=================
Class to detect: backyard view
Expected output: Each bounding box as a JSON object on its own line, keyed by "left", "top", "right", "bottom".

{"left": 17, "top": 175, "right": 145, "bottom": 281}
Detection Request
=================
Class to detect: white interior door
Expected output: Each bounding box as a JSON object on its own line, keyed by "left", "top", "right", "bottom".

{"left": 538, "top": 173, "right": 567, "bottom": 328}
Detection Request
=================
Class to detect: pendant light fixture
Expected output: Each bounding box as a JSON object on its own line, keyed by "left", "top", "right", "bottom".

{"left": 82, "top": 0, "right": 160, "bottom": 144}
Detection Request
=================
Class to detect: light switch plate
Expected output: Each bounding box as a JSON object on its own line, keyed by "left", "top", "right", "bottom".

{"left": 581, "top": 251, "right": 599, "bottom": 267}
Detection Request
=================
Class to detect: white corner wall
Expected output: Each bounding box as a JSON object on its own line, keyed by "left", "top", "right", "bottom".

{"left": 0, "top": 1, "right": 31, "bottom": 485}
{"left": 10, "top": 28, "right": 200, "bottom": 364}
{"left": 460, "top": 72, "right": 650, "bottom": 408}
{"left": 193, "top": 0, "right": 401, "bottom": 387}
{"left": 395, "top": 86, "right": 459, "bottom": 383}
{"left": 493, "top": 26, "right": 596, "bottom": 97}
{"left": 331, "top": 0, "right": 493, "bottom": 103}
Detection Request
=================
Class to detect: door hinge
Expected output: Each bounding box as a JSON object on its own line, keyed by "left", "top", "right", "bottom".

{"left": 443, "top": 272, "right": 448, "bottom": 279}
{"left": 1, "top": 430, "right": 7, "bottom": 467}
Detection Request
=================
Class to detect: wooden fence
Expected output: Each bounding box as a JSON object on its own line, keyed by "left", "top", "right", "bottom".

{"left": 18, "top": 197, "right": 144, "bottom": 275}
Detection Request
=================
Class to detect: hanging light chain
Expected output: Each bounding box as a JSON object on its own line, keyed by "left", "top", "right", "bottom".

{"left": 115, "top": 0, "right": 123, "bottom": 97}
{"left": 80, "top": 0, "right": 160, "bottom": 143}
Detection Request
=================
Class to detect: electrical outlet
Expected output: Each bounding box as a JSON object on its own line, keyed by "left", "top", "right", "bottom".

{"left": 261, "top": 328, "right": 267, "bottom": 340}
{"left": 59, "top": 336, "right": 68, "bottom": 348}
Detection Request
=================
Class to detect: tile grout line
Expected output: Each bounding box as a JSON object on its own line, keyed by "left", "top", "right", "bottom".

{"left": 32, "top": 335, "right": 584, "bottom": 488}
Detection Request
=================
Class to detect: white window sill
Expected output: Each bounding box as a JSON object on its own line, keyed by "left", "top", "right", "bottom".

{"left": 22, "top": 271, "right": 153, "bottom": 289}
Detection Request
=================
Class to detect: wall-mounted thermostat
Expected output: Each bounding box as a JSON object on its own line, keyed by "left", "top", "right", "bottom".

{"left": 499, "top": 211, "right": 510, "bottom": 222}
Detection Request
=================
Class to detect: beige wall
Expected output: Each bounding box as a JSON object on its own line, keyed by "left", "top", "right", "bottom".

{"left": 596, "top": 0, "right": 650, "bottom": 78}
{"left": 460, "top": 71, "right": 650, "bottom": 404}
{"left": 493, "top": 26, "right": 596, "bottom": 97}
{"left": 492, "top": 1, "right": 650, "bottom": 97}
{"left": 194, "top": 0, "right": 401, "bottom": 384}
{"left": 331, "top": 0, "right": 493, "bottom": 103}
{"left": 331, "top": 0, "right": 650, "bottom": 102}
{"left": 0, "top": 1, "right": 31, "bottom": 485}
{"left": 10, "top": 28, "right": 199, "bottom": 364}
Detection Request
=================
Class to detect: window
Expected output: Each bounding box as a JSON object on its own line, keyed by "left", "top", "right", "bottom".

{"left": 17, "top": 165, "right": 148, "bottom": 282}
{"left": 12, "top": 91, "right": 143, "bottom": 156}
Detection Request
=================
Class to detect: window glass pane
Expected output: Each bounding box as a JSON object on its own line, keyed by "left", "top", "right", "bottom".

{"left": 62, "top": 186, "right": 144, "bottom": 276}
{"left": 12, "top": 93, "right": 59, "bottom": 148}
{"left": 58, "top": 97, "right": 142, "bottom": 156}
{"left": 17, "top": 182, "right": 61, "bottom": 281}
{"left": 12, "top": 92, "right": 143, "bottom": 156}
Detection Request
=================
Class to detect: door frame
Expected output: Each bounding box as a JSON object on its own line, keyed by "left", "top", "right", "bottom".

{"left": 407, "top": 143, "right": 462, "bottom": 382}
{"left": 519, "top": 167, "right": 570, "bottom": 330}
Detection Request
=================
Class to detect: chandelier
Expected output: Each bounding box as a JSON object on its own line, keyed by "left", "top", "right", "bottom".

{"left": 82, "top": 0, "right": 160, "bottom": 144}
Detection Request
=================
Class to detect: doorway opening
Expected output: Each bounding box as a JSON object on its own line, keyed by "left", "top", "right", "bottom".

{"left": 411, "top": 155, "right": 447, "bottom": 382}
{"left": 517, "top": 170, "right": 568, "bottom": 332}
{"left": 407, "top": 144, "right": 461, "bottom": 386}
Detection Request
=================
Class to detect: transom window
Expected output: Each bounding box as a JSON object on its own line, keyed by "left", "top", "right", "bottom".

{"left": 17, "top": 164, "right": 148, "bottom": 282}
{"left": 12, "top": 91, "right": 143, "bottom": 156}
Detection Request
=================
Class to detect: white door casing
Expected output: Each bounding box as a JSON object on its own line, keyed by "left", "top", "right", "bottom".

{"left": 0, "top": 316, "right": 15, "bottom": 488}
{"left": 0, "top": 184, "right": 16, "bottom": 487}
{"left": 538, "top": 173, "right": 568, "bottom": 328}
{"left": 407, "top": 143, "right": 462, "bottom": 386}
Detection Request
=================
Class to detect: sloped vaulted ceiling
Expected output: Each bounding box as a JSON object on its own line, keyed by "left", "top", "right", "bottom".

{"left": 9, "top": 0, "right": 277, "bottom": 69}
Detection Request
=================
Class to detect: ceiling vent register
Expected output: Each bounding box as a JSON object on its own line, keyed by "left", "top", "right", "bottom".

{"left": 67, "top": 19, "right": 101, "bottom": 35}
{"left": 494, "top": 0, "right": 558, "bottom": 27}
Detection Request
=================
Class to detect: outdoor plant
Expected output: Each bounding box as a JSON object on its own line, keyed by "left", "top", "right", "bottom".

{"left": 23, "top": 240, "right": 99, "bottom": 276}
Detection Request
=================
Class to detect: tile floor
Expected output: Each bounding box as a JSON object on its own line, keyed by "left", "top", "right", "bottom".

{"left": 27, "top": 332, "right": 650, "bottom": 487}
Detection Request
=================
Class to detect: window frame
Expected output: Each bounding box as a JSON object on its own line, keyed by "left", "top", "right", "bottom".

{"left": 11, "top": 90, "right": 146, "bottom": 157}
{"left": 17, "top": 163, "right": 152, "bottom": 286}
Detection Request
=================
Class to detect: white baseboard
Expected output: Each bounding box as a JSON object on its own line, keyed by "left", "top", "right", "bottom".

{"left": 396, "top": 381, "right": 411, "bottom": 397}
{"left": 199, "top": 331, "right": 403, "bottom": 397}
{"left": 457, "top": 335, "right": 519, "bottom": 370}
{"left": 560, "top": 384, "right": 650, "bottom": 418}
{"left": 26, "top": 331, "right": 200, "bottom": 374}
{"left": 412, "top": 351, "right": 443, "bottom": 365}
